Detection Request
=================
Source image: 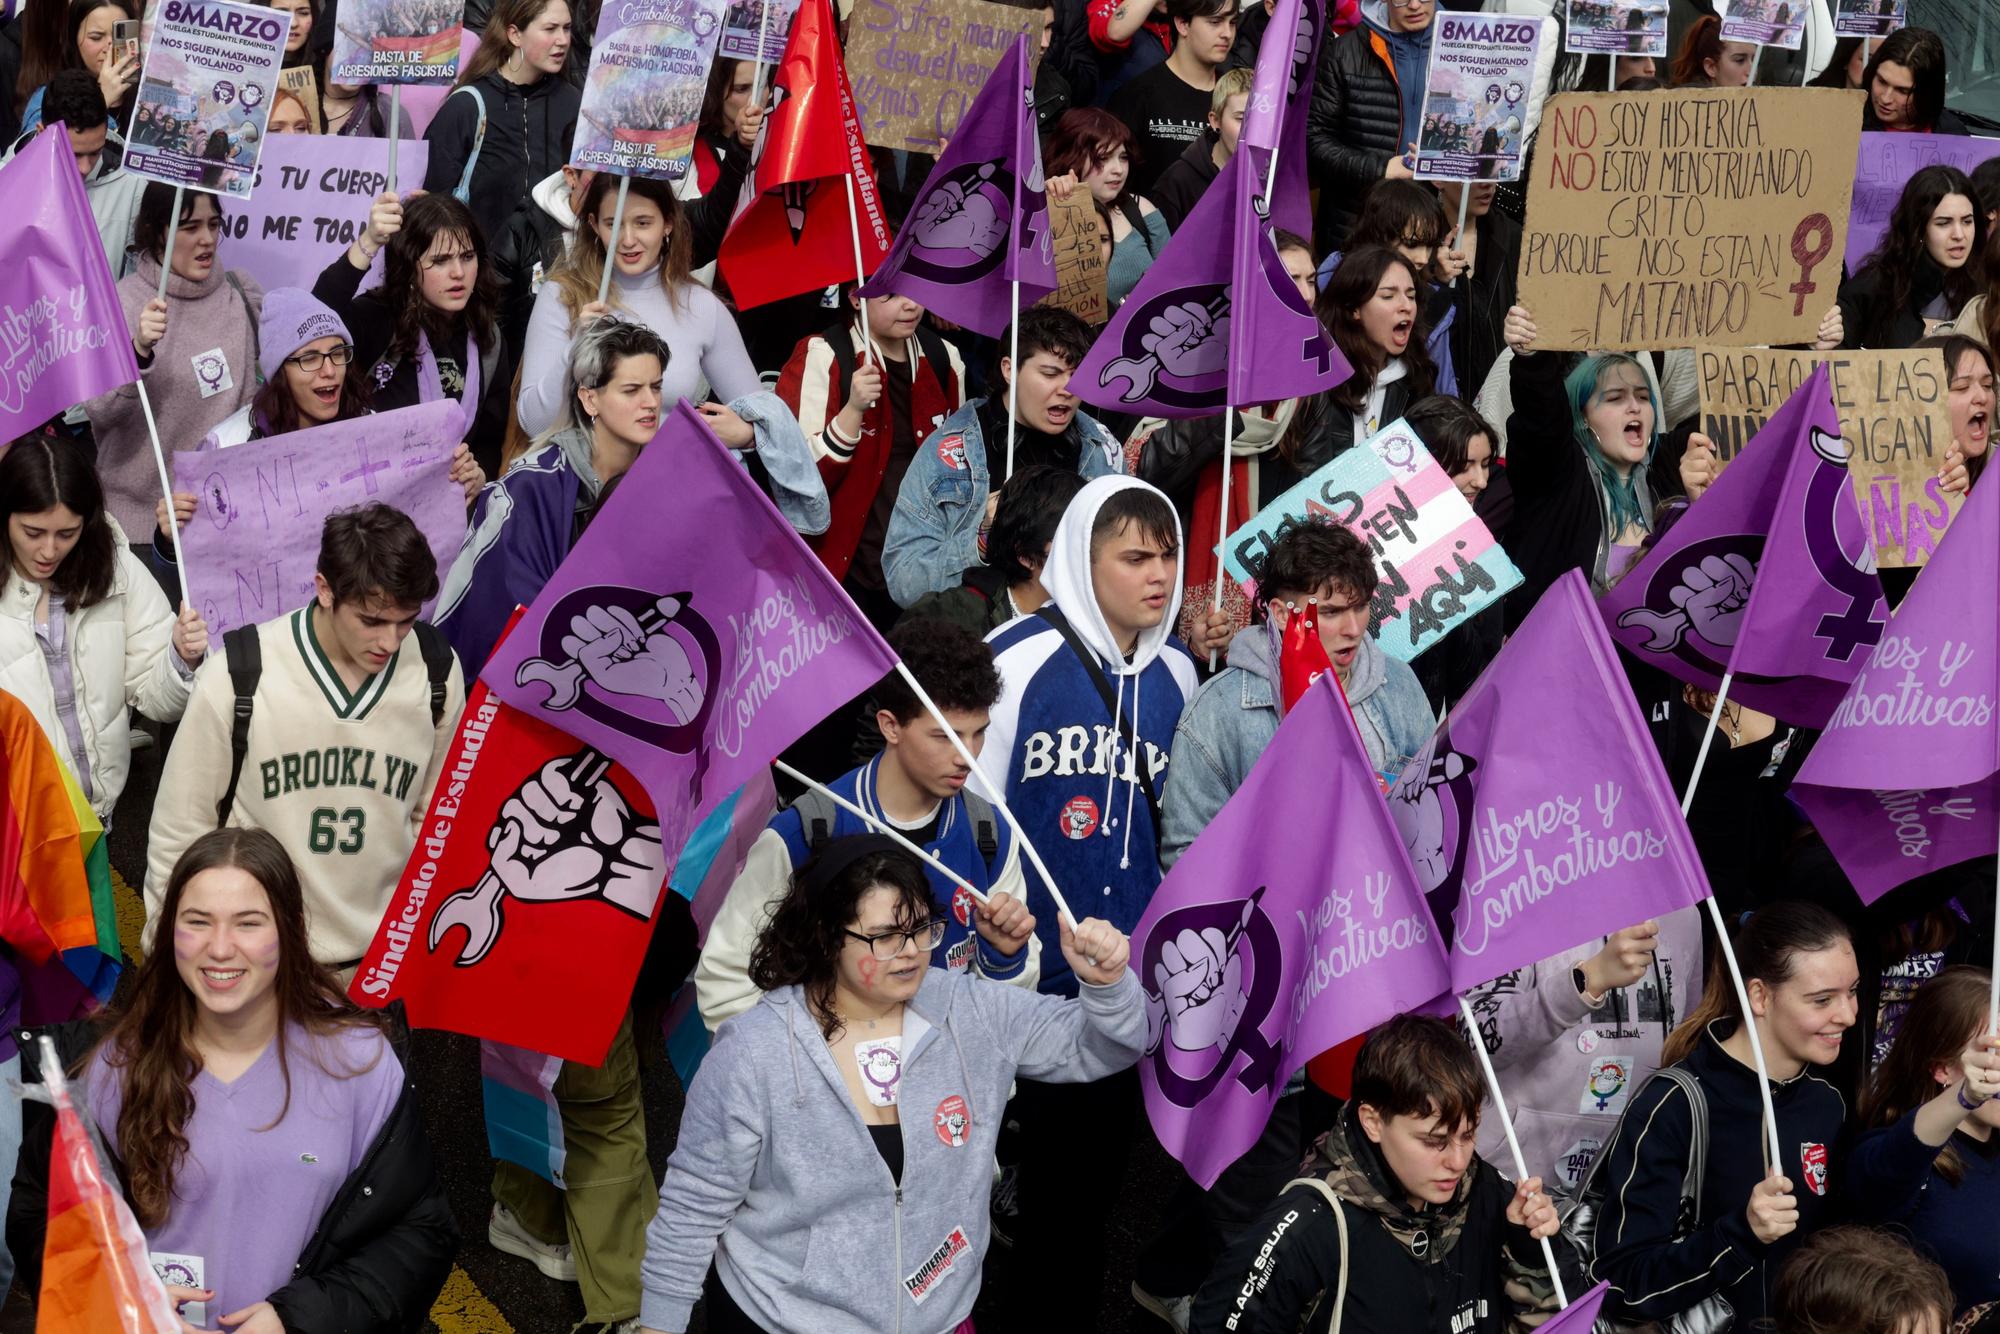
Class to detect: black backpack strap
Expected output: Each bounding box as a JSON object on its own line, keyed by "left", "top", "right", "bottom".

{"left": 216, "top": 625, "right": 262, "bottom": 827}
{"left": 960, "top": 789, "right": 1000, "bottom": 875}
{"left": 913, "top": 325, "right": 953, "bottom": 398}
{"left": 412, "top": 622, "right": 456, "bottom": 727}
{"left": 1117, "top": 195, "right": 1157, "bottom": 257}
{"left": 824, "top": 320, "right": 861, "bottom": 403}
{"left": 790, "top": 788, "right": 836, "bottom": 852}
{"left": 1033, "top": 605, "right": 1164, "bottom": 842}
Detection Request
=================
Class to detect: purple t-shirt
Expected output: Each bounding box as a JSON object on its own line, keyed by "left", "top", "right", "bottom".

{"left": 85, "top": 1023, "right": 402, "bottom": 1322}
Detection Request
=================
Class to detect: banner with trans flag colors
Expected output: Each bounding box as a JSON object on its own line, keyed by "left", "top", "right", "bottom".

{"left": 0, "top": 128, "right": 139, "bottom": 441}
{"left": 857, "top": 36, "right": 1052, "bottom": 338}
{"left": 1600, "top": 365, "right": 1887, "bottom": 729}
{"left": 1134, "top": 674, "right": 1451, "bottom": 1187}
{"left": 1792, "top": 471, "right": 1999, "bottom": 902}
{"left": 1387, "top": 570, "right": 1712, "bottom": 994}
{"left": 570, "top": 0, "right": 726, "bottom": 179}
{"left": 483, "top": 400, "right": 900, "bottom": 859}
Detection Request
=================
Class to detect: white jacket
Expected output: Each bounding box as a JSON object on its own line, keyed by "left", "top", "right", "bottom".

{"left": 0, "top": 517, "right": 192, "bottom": 817}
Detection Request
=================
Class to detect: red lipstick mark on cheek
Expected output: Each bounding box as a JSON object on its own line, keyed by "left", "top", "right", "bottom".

{"left": 857, "top": 956, "right": 879, "bottom": 989}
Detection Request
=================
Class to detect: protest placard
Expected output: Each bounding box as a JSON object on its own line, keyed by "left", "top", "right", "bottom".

{"left": 572, "top": 0, "right": 724, "bottom": 179}
{"left": 1565, "top": 0, "right": 1667, "bottom": 55}
{"left": 1846, "top": 132, "right": 2000, "bottom": 270}
{"left": 1834, "top": 0, "right": 1904, "bottom": 36}
{"left": 1720, "top": 0, "right": 1804, "bottom": 47}
{"left": 1415, "top": 13, "right": 1540, "bottom": 182}
{"left": 1697, "top": 346, "right": 1959, "bottom": 568}
{"left": 171, "top": 402, "right": 470, "bottom": 636}
{"left": 225, "top": 135, "right": 424, "bottom": 292}
{"left": 845, "top": 0, "right": 1040, "bottom": 152}
{"left": 1517, "top": 88, "right": 1862, "bottom": 351}
{"left": 720, "top": 0, "right": 799, "bottom": 62}
{"left": 275, "top": 64, "right": 319, "bottom": 132}
{"left": 1041, "top": 189, "right": 1106, "bottom": 325}
{"left": 126, "top": 0, "right": 290, "bottom": 199}
{"left": 1220, "top": 419, "right": 1523, "bottom": 660}
{"left": 328, "top": 0, "right": 464, "bottom": 83}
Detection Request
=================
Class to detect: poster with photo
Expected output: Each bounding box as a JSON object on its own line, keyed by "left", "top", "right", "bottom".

{"left": 125, "top": 0, "right": 289, "bottom": 199}
{"left": 1833, "top": 0, "right": 1904, "bottom": 38}
{"left": 719, "top": 0, "right": 799, "bottom": 63}
{"left": 328, "top": 0, "right": 465, "bottom": 84}
{"left": 1720, "top": 0, "right": 1805, "bottom": 49}
{"left": 1415, "top": 13, "right": 1541, "bottom": 183}
{"left": 1565, "top": 0, "right": 1667, "bottom": 56}
{"left": 571, "top": 0, "right": 725, "bottom": 179}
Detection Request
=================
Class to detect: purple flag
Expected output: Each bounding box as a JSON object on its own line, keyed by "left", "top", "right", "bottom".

{"left": 855, "top": 37, "right": 1052, "bottom": 338}
{"left": 1599, "top": 365, "right": 1887, "bottom": 728}
{"left": 482, "top": 401, "right": 900, "bottom": 858}
{"left": 1133, "top": 674, "right": 1450, "bottom": 1188}
{"left": 1240, "top": 0, "right": 1321, "bottom": 239}
{"left": 1792, "top": 471, "right": 1999, "bottom": 902}
{"left": 1073, "top": 149, "right": 1349, "bottom": 419}
{"left": 0, "top": 126, "right": 139, "bottom": 438}
{"left": 1538, "top": 1284, "right": 1610, "bottom": 1332}
{"left": 1388, "top": 570, "right": 1712, "bottom": 994}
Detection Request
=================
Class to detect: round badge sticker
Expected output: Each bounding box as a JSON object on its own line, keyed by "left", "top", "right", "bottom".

{"left": 934, "top": 1095, "right": 971, "bottom": 1148}
{"left": 1576, "top": 1029, "right": 1602, "bottom": 1055}
{"left": 951, "top": 883, "right": 975, "bottom": 927}
{"left": 1058, "top": 796, "right": 1100, "bottom": 840}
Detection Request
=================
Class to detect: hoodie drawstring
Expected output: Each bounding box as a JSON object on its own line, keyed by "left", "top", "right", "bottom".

{"left": 1119, "top": 670, "right": 1143, "bottom": 871}
{"left": 1095, "top": 668, "right": 1144, "bottom": 872}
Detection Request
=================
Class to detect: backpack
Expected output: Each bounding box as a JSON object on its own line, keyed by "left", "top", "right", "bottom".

{"left": 448, "top": 85, "right": 488, "bottom": 206}
{"left": 213, "top": 621, "right": 457, "bottom": 826}
{"left": 823, "top": 320, "right": 953, "bottom": 419}
{"left": 1556, "top": 1065, "right": 1732, "bottom": 1334}
{"left": 790, "top": 786, "right": 1001, "bottom": 880}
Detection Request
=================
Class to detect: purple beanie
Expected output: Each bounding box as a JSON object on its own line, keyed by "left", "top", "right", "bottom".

{"left": 258, "top": 287, "right": 352, "bottom": 380}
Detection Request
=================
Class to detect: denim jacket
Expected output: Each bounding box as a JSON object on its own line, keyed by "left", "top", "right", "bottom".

{"left": 881, "top": 398, "right": 1124, "bottom": 608}
{"left": 1159, "top": 622, "right": 1436, "bottom": 867}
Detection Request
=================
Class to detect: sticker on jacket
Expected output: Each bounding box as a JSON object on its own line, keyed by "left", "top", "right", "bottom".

{"left": 191, "top": 348, "right": 234, "bottom": 399}
{"left": 934, "top": 1095, "right": 971, "bottom": 1147}
{"left": 1800, "top": 1141, "right": 1829, "bottom": 1195}
{"left": 944, "top": 936, "right": 973, "bottom": 971}
{"left": 152, "top": 1252, "right": 206, "bottom": 1326}
{"left": 1059, "top": 795, "right": 1100, "bottom": 840}
{"left": 1581, "top": 1054, "right": 1633, "bottom": 1114}
{"left": 905, "top": 1225, "right": 971, "bottom": 1304}
{"left": 1555, "top": 1136, "right": 1605, "bottom": 1190}
{"left": 938, "top": 434, "right": 967, "bottom": 471}
{"left": 951, "top": 883, "right": 976, "bottom": 926}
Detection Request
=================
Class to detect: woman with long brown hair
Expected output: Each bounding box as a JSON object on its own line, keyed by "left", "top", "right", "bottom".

{"left": 75, "top": 828, "right": 456, "bottom": 1330}
{"left": 1850, "top": 966, "right": 2000, "bottom": 1317}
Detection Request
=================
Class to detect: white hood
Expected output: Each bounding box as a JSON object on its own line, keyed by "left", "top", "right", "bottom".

{"left": 1041, "top": 475, "right": 1185, "bottom": 679}
{"left": 531, "top": 169, "right": 580, "bottom": 230}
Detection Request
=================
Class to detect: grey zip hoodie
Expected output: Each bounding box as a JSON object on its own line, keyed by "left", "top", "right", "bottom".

{"left": 641, "top": 964, "right": 1145, "bottom": 1333}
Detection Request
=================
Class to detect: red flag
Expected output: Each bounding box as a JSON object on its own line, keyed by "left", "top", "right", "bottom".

{"left": 717, "top": 0, "right": 890, "bottom": 307}
{"left": 1277, "top": 599, "right": 1334, "bottom": 714}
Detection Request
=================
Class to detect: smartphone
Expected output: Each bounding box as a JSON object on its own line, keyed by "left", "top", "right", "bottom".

{"left": 113, "top": 19, "right": 140, "bottom": 68}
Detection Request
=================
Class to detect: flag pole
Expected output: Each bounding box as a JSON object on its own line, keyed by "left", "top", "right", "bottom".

{"left": 387, "top": 86, "right": 402, "bottom": 194}
{"left": 1458, "top": 995, "right": 1571, "bottom": 1309}
{"left": 772, "top": 760, "right": 991, "bottom": 907}
{"left": 1678, "top": 671, "right": 1784, "bottom": 1169}
{"left": 1005, "top": 278, "right": 1020, "bottom": 480}
{"left": 137, "top": 380, "right": 192, "bottom": 614}
{"left": 893, "top": 662, "right": 1080, "bottom": 931}
{"left": 1453, "top": 184, "right": 1471, "bottom": 257}
{"left": 843, "top": 174, "right": 881, "bottom": 365}
{"left": 749, "top": 4, "right": 773, "bottom": 104}
{"left": 154, "top": 184, "right": 183, "bottom": 309}
{"left": 1209, "top": 410, "right": 1234, "bottom": 672}
{"left": 1608, "top": 55, "right": 1617, "bottom": 91}
{"left": 596, "top": 174, "right": 631, "bottom": 307}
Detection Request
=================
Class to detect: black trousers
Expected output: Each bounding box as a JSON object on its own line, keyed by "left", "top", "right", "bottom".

{"left": 1002, "top": 1068, "right": 1143, "bottom": 1327}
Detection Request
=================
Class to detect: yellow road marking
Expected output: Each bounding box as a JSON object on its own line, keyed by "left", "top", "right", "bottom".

{"left": 429, "top": 1265, "right": 517, "bottom": 1333}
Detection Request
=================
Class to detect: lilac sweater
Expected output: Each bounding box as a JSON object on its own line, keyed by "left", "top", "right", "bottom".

{"left": 83, "top": 254, "right": 263, "bottom": 541}
{"left": 84, "top": 1023, "right": 401, "bottom": 1322}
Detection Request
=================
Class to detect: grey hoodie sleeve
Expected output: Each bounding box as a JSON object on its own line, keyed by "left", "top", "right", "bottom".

{"left": 975, "top": 967, "right": 1147, "bottom": 1084}
{"left": 1461, "top": 950, "right": 1595, "bottom": 1073}
{"left": 640, "top": 1019, "right": 767, "bottom": 1333}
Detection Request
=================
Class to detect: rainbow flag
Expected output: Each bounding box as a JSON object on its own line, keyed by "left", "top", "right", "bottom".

{"left": 55, "top": 756, "right": 120, "bottom": 1004}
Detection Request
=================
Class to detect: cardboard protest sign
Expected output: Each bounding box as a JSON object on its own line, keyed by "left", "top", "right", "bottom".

{"left": 1720, "top": 0, "right": 1803, "bottom": 47}
{"left": 328, "top": 0, "right": 464, "bottom": 84}
{"left": 1221, "top": 419, "right": 1523, "bottom": 661}
{"left": 1846, "top": 132, "right": 2000, "bottom": 270}
{"left": 1697, "top": 346, "right": 1960, "bottom": 568}
{"left": 1834, "top": 0, "right": 1904, "bottom": 37}
{"left": 170, "top": 402, "right": 470, "bottom": 636}
{"left": 227, "top": 135, "right": 424, "bottom": 292}
{"left": 1565, "top": 0, "right": 1667, "bottom": 56}
{"left": 274, "top": 64, "right": 318, "bottom": 132}
{"left": 845, "top": 0, "right": 1040, "bottom": 151}
{"left": 1517, "top": 88, "right": 1862, "bottom": 351}
{"left": 1041, "top": 189, "right": 1106, "bottom": 325}
{"left": 1415, "top": 13, "right": 1540, "bottom": 182}
{"left": 126, "top": 0, "right": 290, "bottom": 199}
{"left": 572, "top": 0, "right": 725, "bottom": 179}
{"left": 720, "top": 0, "right": 799, "bottom": 62}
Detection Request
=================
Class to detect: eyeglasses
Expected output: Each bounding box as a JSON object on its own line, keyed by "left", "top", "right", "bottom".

{"left": 285, "top": 343, "right": 355, "bottom": 373}
{"left": 422, "top": 247, "right": 480, "bottom": 273}
{"left": 844, "top": 918, "right": 948, "bottom": 960}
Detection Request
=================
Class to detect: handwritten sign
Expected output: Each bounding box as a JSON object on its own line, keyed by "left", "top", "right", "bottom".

{"left": 126, "top": 0, "right": 291, "bottom": 199}
{"left": 225, "top": 135, "right": 424, "bottom": 293}
{"left": 1834, "top": 0, "right": 1904, "bottom": 37}
{"left": 1565, "top": 0, "right": 1667, "bottom": 56}
{"left": 1415, "top": 13, "right": 1541, "bottom": 182}
{"left": 274, "top": 63, "right": 319, "bottom": 131}
{"left": 844, "top": 0, "right": 1040, "bottom": 152}
{"left": 720, "top": 0, "right": 799, "bottom": 63}
{"left": 328, "top": 0, "right": 464, "bottom": 83}
{"left": 1846, "top": 132, "right": 2000, "bottom": 270}
{"left": 1517, "top": 88, "right": 1862, "bottom": 351}
{"left": 1697, "top": 346, "right": 1960, "bottom": 568}
{"left": 1041, "top": 189, "right": 1107, "bottom": 325}
{"left": 171, "top": 402, "right": 470, "bottom": 636}
{"left": 1720, "top": 0, "right": 1804, "bottom": 48}
{"left": 572, "top": 0, "right": 724, "bottom": 179}
{"left": 1221, "top": 419, "right": 1523, "bottom": 661}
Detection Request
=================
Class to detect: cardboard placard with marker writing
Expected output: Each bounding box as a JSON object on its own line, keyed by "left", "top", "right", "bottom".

{"left": 1698, "top": 346, "right": 1960, "bottom": 568}
{"left": 1517, "top": 88, "right": 1862, "bottom": 351}
{"left": 1040, "top": 189, "right": 1107, "bottom": 325}
{"left": 844, "top": 0, "right": 1039, "bottom": 152}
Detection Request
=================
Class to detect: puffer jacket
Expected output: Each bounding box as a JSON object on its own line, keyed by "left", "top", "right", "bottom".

{"left": 0, "top": 517, "right": 191, "bottom": 818}
{"left": 1305, "top": 17, "right": 1406, "bottom": 252}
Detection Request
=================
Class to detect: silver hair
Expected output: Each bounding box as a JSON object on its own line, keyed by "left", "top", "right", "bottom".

{"left": 552, "top": 315, "right": 673, "bottom": 439}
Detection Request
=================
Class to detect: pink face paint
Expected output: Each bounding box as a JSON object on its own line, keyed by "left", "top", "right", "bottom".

{"left": 172, "top": 927, "right": 204, "bottom": 961}
{"left": 857, "top": 955, "right": 880, "bottom": 989}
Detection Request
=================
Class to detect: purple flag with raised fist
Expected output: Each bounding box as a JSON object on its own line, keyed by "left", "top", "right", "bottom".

{"left": 1388, "top": 570, "right": 1711, "bottom": 994}
{"left": 1792, "top": 472, "right": 1999, "bottom": 902}
{"left": 1599, "top": 364, "right": 1887, "bottom": 728}
{"left": 1133, "top": 674, "right": 1450, "bottom": 1188}
{"left": 856, "top": 36, "right": 1052, "bottom": 338}
{"left": 483, "top": 401, "right": 900, "bottom": 860}
{"left": 1240, "top": 0, "right": 1321, "bottom": 239}
{"left": 0, "top": 126, "right": 138, "bottom": 439}
{"left": 1073, "top": 149, "right": 1348, "bottom": 419}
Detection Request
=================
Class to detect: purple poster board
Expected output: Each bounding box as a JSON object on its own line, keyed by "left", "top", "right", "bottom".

{"left": 1847, "top": 132, "right": 2000, "bottom": 270}
{"left": 230, "top": 135, "right": 426, "bottom": 293}
{"left": 126, "top": 0, "right": 290, "bottom": 198}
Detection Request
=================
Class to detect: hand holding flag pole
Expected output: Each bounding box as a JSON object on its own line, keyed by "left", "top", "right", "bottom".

{"left": 1458, "top": 996, "right": 1572, "bottom": 1308}
{"left": 772, "top": 760, "right": 991, "bottom": 909}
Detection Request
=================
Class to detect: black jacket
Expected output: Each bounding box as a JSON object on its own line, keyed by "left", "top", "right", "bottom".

{"left": 1151, "top": 132, "right": 1221, "bottom": 233}
{"left": 421, "top": 71, "right": 582, "bottom": 243}
{"left": 1045, "top": 0, "right": 1101, "bottom": 117}
{"left": 1305, "top": 23, "right": 1404, "bottom": 253}
{"left": 1837, "top": 253, "right": 1968, "bottom": 351}
{"left": 1442, "top": 207, "right": 1522, "bottom": 401}
{"left": 8, "top": 1019, "right": 458, "bottom": 1331}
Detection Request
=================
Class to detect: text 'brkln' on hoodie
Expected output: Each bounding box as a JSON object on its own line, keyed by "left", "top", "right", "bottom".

{"left": 981, "top": 476, "right": 1199, "bottom": 995}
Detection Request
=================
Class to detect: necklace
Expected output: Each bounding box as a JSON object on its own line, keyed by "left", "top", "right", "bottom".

{"left": 1722, "top": 702, "right": 1742, "bottom": 745}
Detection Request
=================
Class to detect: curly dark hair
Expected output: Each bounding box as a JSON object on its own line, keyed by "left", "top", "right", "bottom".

{"left": 1856, "top": 164, "right": 1984, "bottom": 326}
{"left": 748, "top": 844, "right": 933, "bottom": 1039}
{"left": 1255, "top": 518, "right": 1377, "bottom": 617}
{"left": 873, "top": 618, "right": 1001, "bottom": 724}
{"left": 380, "top": 192, "right": 499, "bottom": 379}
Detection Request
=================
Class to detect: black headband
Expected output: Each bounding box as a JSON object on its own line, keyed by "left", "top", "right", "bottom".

{"left": 801, "top": 833, "right": 913, "bottom": 900}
